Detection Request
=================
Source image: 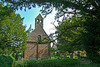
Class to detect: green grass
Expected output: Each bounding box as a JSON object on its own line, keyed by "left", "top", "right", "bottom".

{"left": 78, "top": 58, "right": 100, "bottom": 67}
{"left": 78, "top": 64, "right": 100, "bottom": 67}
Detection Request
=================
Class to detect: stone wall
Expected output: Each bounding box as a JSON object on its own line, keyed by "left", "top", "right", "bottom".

{"left": 24, "top": 42, "right": 37, "bottom": 60}
{"left": 24, "top": 43, "right": 50, "bottom": 60}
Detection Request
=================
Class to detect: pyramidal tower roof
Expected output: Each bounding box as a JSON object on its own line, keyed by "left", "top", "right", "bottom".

{"left": 36, "top": 14, "right": 43, "bottom": 19}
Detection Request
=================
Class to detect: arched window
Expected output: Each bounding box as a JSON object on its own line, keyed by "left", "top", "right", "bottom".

{"left": 38, "top": 35, "right": 41, "bottom": 42}
{"left": 40, "top": 19, "right": 43, "bottom": 24}
{"left": 37, "top": 19, "right": 39, "bottom": 23}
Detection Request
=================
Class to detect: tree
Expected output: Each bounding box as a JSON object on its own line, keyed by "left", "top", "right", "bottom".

{"left": 0, "top": 3, "right": 13, "bottom": 20}
{"left": 81, "top": 15, "right": 100, "bottom": 63}
{"left": 1, "top": 0, "right": 79, "bottom": 17}
{"left": 0, "top": 11, "right": 27, "bottom": 55}
{"left": 2, "top": 0, "right": 100, "bottom": 63}
{"left": 55, "top": 17, "right": 85, "bottom": 58}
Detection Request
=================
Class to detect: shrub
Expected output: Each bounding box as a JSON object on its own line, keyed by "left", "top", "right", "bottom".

{"left": 0, "top": 55, "right": 14, "bottom": 67}
{"left": 14, "top": 58, "right": 80, "bottom": 67}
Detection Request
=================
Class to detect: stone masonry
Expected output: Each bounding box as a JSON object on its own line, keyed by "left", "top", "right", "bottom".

{"left": 24, "top": 14, "right": 50, "bottom": 60}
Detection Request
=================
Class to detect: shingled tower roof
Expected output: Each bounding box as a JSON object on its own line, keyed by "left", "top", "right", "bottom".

{"left": 36, "top": 14, "right": 43, "bottom": 19}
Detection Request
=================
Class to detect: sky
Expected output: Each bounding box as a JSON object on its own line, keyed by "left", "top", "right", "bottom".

{"left": 15, "top": 6, "right": 57, "bottom": 35}
{"left": 15, "top": 6, "right": 42, "bottom": 30}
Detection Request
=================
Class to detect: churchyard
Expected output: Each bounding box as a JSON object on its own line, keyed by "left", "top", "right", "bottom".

{"left": 0, "top": 0, "right": 100, "bottom": 67}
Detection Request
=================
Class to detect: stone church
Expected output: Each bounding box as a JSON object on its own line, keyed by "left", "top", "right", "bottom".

{"left": 24, "top": 14, "right": 50, "bottom": 60}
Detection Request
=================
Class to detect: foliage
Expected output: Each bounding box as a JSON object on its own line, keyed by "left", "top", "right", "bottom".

{"left": 55, "top": 17, "right": 85, "bottom": 55}
{"left": 2, "top": 0, "right": 100, "bottom": 18}
{"left": 0, "top": 11, "right": 27, "bottom": 55}
{"left": 2, "top": 0, "right": 100, "bottom": 63}
{"left": 14, "top": 58, "right": 80, "bottom": 67}
{"left": 81, "top": 16, "right": 100, "bottom": 63}
{"left": 0, "top": 3, "right": 13, "bottom": 20}
{"left": 14, "top": 60, "right": 37, "bottom": 67}
{"left": 0, "top": 55, "right": 14, "bottom": 67}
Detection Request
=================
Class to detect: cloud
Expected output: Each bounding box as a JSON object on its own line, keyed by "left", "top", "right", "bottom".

{"left": 43, "top": 9, "right": 57, "bottom": 35}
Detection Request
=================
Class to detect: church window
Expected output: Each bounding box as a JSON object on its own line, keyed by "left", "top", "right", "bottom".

{"left": 38, "top": 35, "right": 41, "bottom": 42}
{"left": 37, "top": 19, "right": 39, "bottom": 23}
{"left": 40, "top": 19, "right": 42, "bottom": 24}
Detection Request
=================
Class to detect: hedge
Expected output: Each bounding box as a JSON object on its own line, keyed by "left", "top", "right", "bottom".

{"left": 14, "top": 58, "right": 80, "bottom": 67}
{"left": 0, "top": 55, "right": 14, "bottom": 67}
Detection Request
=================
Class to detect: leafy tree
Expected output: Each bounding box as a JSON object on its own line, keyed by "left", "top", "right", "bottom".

{"left": 81, "top": 15, "right": 100, "bottom": 63}
{"left": 0, "top": 11, "right": 27, "bottom": 55}
{"left": 0, "top": 3, "right": 13, "bottom": 20}
{"left": 2, "top": 0, "right": 100, "bottom": 63}
{"left": 55, "top": 17, "right": 85, "bottom": 58}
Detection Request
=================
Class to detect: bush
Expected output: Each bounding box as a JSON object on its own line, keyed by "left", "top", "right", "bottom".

{"left": 0, "top": 55, "right": 14, "bottom": 67}
{"left": 14, "top": 60, "right": 37, "bottom": 67}
{"left": 14, "top": 58, "right": 80, "bottom": 67}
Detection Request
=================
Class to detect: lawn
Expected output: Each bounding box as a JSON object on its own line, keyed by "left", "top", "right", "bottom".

{"left": 78, "top": 58, "right": 100, "bottom": 67}
{"left": 78, "top": 64, "right": 100, "bottom": 67}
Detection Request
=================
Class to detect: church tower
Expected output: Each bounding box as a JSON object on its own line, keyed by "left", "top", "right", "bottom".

{"left": 35, "top": 14, "right": 43, "bottom": 28}
{"left": 24, "top": 14, "right": 50, "bottom": 60}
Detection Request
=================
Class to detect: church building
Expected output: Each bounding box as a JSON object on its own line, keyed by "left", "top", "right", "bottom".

{"left": 24, "top": 14, "right": 50, "bottom": 60}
